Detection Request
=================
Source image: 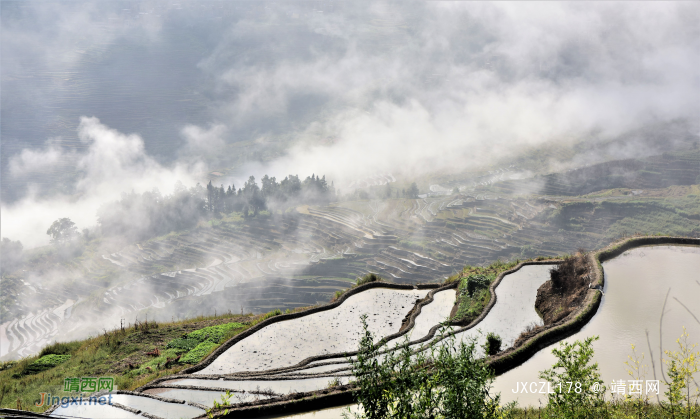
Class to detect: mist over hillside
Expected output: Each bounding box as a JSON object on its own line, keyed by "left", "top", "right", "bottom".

{"left": 3, "top": 1, "right": 699, "bottom": 246}
{"left": 1, "top": 1, "right": 699, "bottom": 363}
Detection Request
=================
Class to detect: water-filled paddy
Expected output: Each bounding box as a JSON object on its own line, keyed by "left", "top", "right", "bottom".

{"left": 159, "top": 376, "right": 349, "bottom": 395}
{"left": 197, "top": 288, "right": 430, "bottom": 374}
{"left": 49, "top": 402, "right": 142, "bottom": 418}
{"left": 262, "top": 405, "right": 359, "bottom": 419}
{"left": 494, "top": 245, "right": 700, "bottom": 406}
{"left": 112, "top": 394, "right": 204, "bottom": 419}
{"left": 408, "top": 289, "right": 456, "bottom": 340}
{"left": 426, "top": 264, "right": 551, "bottom": 353}
{"left": 258, "top": 265, "right": 552, "bottom": 372}
{"left": 142, "top": 387, "right": 272, "bottom": 407}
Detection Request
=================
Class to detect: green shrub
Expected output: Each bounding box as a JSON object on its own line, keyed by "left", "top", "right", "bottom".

{"left": 166, "top": 337, "right": 201, "bottom": 352}
{"left": 482, "top": 332, "right": 502, "bottom": 356}
{"left": 349, "top": 315, "right": 504, "bottom": 418}
{"left": 261, "top": 309, "right": 282, "bottom": 321}
{"left": 455, "top": 288, "right": 490, "bottom": 323}
{"left": 463, "top": 274, "right": 490, "bottom": 297}
{"left": 187, "top": 322, "right": 244, "bottom": 343}
{"left": 356, "top": 273, "right": 381, "bottom": 286}
{"left": 166, "top": 322, "right": 244, "bottom": 355}
{"left": 180, "top": 341, "right": 218, "bottom": 364}
{"left": 539, "top": 336, "right": 606, "bottom": 418}
{"left": 23, "top": 354, "right": 71, "bottom": 375}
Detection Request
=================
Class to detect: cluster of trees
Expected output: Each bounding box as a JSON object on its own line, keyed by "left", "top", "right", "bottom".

{"left": 96, "top": 174, "right": 334, "bottom": 242}
{"left": 45, "top": 174, "right": 429, "bottom": 246}
{"left": 205, "top": 174, "right": 335, "bottom": 215}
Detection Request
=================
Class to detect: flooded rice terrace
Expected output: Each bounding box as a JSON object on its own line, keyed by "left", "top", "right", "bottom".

{"left": 430, "top": 264, "right": 552, "bottom": 352}
{"left": 197, "top": 288, "right": 430, "bottom": 374}
{"left": 49, "top": 246, "right": 699, "bottom": 418}
{"left": 494, "top": 245, "right": 700, "bottom": 406}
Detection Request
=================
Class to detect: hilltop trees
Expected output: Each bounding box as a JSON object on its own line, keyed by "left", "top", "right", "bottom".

{"left": 96, "top": 173, "right": 335, "bottom": 242}
{"left": 201, "top": 174, "right": 334, "bottom": 217}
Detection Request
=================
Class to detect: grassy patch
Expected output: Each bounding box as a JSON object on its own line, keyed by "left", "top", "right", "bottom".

{"left": 450, "top": 259, "right": 533, "bottom": 324}
{"left": 17, "top": 354, "right": 71, "bottom": 377}
{"left": 165, "top": 321, "right": 245, "bottom": 363}
{"left": 184, "top": 322, "right": 245, "bottom": 344}
{"left": 454, "top": 287, "right": 491, "bottom": 324}
{"left": 180, "top": 341, "right": 219, "bottom": 364}
{"left": 0, "top": 312, "right": 254, "bottom": 412}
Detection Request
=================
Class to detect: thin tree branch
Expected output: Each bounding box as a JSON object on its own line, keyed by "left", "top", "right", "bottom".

{"left": 645, "top": 330, "right": 661, "bottom": 404}
{"left": 672, "top": 297, "right": 700, "bottom": 326}
{"left": 659, "top": 288, "right": 671, "bottom": 384}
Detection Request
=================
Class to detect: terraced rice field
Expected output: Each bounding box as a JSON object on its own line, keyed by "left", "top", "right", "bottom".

{"left": 46, "top": 262, "right": 557, "bottom": 418}
{"left": 7, "top": 179, "right": 699, "bottom": 363}
{"left": 196, "top": 288, "right": 430, "bottom": 374}
{"left": 0, "top": 300, "right": 76, "bottom": 358}
{"left": 408, "top": 289, "right": 456, "bottom": 340}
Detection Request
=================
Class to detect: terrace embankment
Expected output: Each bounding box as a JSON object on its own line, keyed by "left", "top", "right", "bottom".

{"left": 534, "top": 251, "right": 591, "bottom": 325}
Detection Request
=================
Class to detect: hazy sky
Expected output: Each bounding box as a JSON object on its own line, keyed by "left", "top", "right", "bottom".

{"left": 2, "top": 1, "right": 699, "bottom": 247}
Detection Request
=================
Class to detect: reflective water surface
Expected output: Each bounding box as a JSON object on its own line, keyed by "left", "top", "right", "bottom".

{"left": 494, "top": 245, "right": 700, "bottom": 406}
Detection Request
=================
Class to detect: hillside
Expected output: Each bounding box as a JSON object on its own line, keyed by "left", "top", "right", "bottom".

{"left": 1, "top": 150, "right": 699, "bottom": 363}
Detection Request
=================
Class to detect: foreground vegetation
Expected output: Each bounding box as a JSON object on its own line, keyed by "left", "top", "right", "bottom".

{"left": 347, "top": 319, "right": 700, "bottom": 419}
{"left": 0, "top": 307, "right": 298, "bottom": 411}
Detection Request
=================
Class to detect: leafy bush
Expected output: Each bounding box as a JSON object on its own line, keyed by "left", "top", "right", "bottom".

{"left": 260, "top": 309, "right": 282, "bottom": 322}
{"left": 166, "top": 322, "right": 244, "bottom": 360}
{"left": 39, "top": 341, "right": 81, "bottom": 357}
{"left": 463, "top": 274, "right": 490, "bottom": 297}
{"left": 454, "top": 288, "right": 490, "bottom": 323}
{"left": 539, "top": 336, "right": 606, "bottom": 418}
{"left": 179, "top": 341, "right": 219, "bottom": 364}
{"left": 662, "top": 327, "right": 700, "bottom": 418}
{"left": 482, "top": 332, "right": 502, "bottom": 356}
{"left": 349, "top": 315, "right": 505, "bottom": 418}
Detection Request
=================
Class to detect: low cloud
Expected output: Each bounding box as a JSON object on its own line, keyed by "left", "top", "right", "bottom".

{"left": 8, "top": 139, "right": 69, "bottom": 177}
{"left": 2, "top": 117, "right": 202, "bottom": 248}
{"left": 208, "top": 2, "right": 699, "bottom": 187}
{"left": 2, "top": 1, "right": 699, "bottom": 245}
{"left": 180, "top": 123, "right": 227, "bottom": 155}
